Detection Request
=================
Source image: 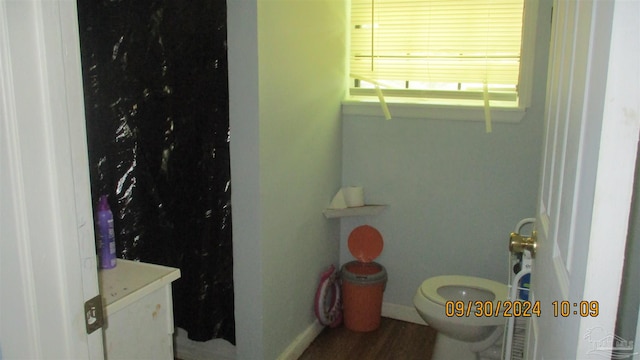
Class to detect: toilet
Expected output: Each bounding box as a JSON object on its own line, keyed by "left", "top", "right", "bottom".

{"left": 413, "top": 275, "right": 508, "bottom": 358}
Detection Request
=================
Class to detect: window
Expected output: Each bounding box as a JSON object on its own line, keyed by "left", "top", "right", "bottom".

{"left": 347, "top": 0, "right": 537, "bottom": 121}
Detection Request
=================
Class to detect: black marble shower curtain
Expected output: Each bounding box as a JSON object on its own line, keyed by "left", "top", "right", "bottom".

{"left": 77, "top": 0, "right": 235, "bottom": 343}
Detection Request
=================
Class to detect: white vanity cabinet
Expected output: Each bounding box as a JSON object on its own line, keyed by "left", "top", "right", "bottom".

{"left": 99, "top": 259, "right": 181, "bottom": 360}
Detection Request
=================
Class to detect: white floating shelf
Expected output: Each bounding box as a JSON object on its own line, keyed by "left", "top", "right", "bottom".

{"left": 323, "top": 205, "right": 387, "bottom": 219}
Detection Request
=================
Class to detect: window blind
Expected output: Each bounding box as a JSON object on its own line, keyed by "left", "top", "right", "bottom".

{"left": 350, "top": 0, "right": 525, "bottom": 95}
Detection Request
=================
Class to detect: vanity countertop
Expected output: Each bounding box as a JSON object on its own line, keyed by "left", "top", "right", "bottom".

{"left": 98, "top": 259, "right": 180, "bottom": 316}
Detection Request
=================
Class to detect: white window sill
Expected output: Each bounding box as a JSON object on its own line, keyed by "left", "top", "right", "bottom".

{"left": 341, "top": 99, "right": 527, "bottom": 123}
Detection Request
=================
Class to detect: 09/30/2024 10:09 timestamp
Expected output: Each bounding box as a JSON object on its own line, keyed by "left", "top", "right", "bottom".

{"left": 444, "top": 300, "right": 599, "bottom": 318}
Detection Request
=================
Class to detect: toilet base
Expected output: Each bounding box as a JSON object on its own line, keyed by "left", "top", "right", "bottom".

{"left": 431, "top": 333, "right": 503, "bottom": 360}
{"left": 432, "top": 334, "right": 475, "bottom": 360}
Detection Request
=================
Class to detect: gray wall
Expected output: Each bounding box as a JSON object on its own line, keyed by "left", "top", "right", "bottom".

{"left": 228, "top": 0, "right": 346, "bottom": 358}
{"left": 340, "top": 0, "right": 553, "bottom": 308}
{"left": 258, "top": 1, "right": 346, "bottom": 358}
{"left": 616, "top": 144, "right": 640, "bottom": 343}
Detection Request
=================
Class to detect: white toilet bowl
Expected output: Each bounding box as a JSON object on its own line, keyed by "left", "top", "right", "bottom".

{"left": 413, "top": 275, "right": 508, "bottom": 343}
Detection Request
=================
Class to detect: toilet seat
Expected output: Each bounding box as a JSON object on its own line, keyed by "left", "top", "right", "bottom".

{"left": 419, "top": 275, "right": 507, "bottom": 305}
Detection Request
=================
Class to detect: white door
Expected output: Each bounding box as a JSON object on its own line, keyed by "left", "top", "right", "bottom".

{"left": 529, "top": 0, "right": 639, "bottom": 359}
{"left": 0, "top": 0, "right": 104, "bottom": 358}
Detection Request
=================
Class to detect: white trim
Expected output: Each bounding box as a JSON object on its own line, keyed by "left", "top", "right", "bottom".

{"left": 382, "top": 302, "right": 427, "bottom": 325}
{"left": 342, "top": 100, "right": 526, "bottom": 122}
{"left": 517, "top": 0, "right": 540, "bottom": 108}
{"left": 577, "top": 0, "right": 640, "bottom": 356}
{"left": 276, "top": 320, "right": 325, "bottom": 360}
{"left": 0, "top": 2, "right": 42, "bottom": 357}
{"left": 1, "top": 1, "right": 102, "bottom": 357}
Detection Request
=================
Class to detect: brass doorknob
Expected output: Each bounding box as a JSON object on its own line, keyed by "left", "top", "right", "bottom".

{"left": 509, "top": 230, "right": 537, "bottom": 257}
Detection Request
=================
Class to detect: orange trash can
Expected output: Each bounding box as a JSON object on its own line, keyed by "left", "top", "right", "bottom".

{"left": 340, "top": 261, "right": 387, "bottom": 332}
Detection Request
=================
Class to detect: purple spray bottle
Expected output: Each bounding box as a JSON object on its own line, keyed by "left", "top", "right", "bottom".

{"left": 97, "top": 195, "right": 117, "bottom": 269}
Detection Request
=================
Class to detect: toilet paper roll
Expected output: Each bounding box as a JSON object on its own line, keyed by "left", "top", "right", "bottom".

{"left": 343, "top": 186, "right": 364, "bottom": 207}
{"left": 328, "top": 189, "right": 348, "bottom": 209}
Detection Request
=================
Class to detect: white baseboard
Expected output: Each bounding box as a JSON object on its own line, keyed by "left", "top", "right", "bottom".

{"left": 382, "top": 302, "right": 427, "bottom": 325}
{"left": 277, "top": 320, "right": 325, "bottom": 360}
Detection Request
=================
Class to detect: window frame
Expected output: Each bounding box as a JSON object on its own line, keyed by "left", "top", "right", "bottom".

{"left": 342, "top": 0, "right": 540, "bottom": 122}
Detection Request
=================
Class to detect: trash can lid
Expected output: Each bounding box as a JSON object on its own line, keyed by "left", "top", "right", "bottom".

{"left": 348, "top": 225, "right": 383, "bottom": 262}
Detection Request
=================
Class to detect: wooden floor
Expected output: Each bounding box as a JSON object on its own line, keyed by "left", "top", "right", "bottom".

{"left": 298, "top": 317, "right": 437, "bottom": 360}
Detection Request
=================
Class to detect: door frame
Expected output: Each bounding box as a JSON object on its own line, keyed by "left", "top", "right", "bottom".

{"left": 0, "top": 0, "right": 103, "bottom": 358}
{"left": 529, "top": 0, "right": 640, "bottom": 358}
{"left": 575, "top": 0, "right": 640, "bottom": 355}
